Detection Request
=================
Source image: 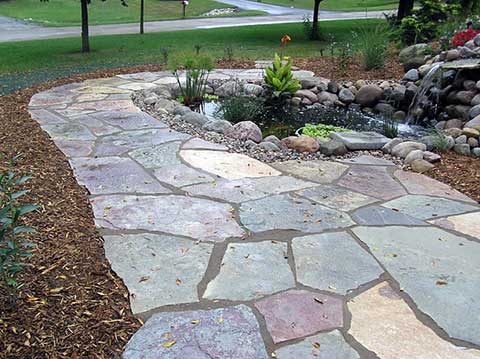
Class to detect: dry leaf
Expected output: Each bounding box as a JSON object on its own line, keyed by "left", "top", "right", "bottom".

{"left": 162, "top": 341, "right": 176, "bottom": 348}
{"left": 436, "top": 280, "right": 448, "bottom": 286}
{"left": 312, "top": 341, "right": 321, "bottom": 349}
{"left": 191, "top": 320, "right": 200, "bottom": 324}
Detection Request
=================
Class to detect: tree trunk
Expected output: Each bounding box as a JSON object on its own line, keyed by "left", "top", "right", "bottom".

{"left": 311, "top": 0, "right": 321, "bottom": 40}
{"left": 81, "top": 0, "right": 90, "bottom": 52}
{"left": 140, "top": 0, "right": 144, "bottom": 34}
{"left": 397, "top": 0, "right": 414, "bottom": 21}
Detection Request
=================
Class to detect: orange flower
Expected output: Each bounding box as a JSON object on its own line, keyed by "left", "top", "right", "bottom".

{"left": 281, "top": 35, "right": 292, "bottom": 45}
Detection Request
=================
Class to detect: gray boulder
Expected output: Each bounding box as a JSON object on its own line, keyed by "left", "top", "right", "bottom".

{"left": 215, "top": 81, "right": 240, "bottom": 97}
{"left": 202, "top": 119, "right": 233, "bottom": 134}
{"left": 257, "top": 141, "right": 281, "bottom": 151}
{"left": 338, "top": 88, "right": 355, "bottom": 104}
{"left": 243, "top": 84, "right": 263, "bottom": 96}
{"left": 454, "top": 144, "right": 471, "bottom": 156}
{"left": 465, "top": 115, "right": 480, "bottom": 129}
{"left": 173, "top": 105, "right": 191, "bottom": 116}
{"left": 225, "top": 121, "right": 263, "bottom": 143}
{"left": 374, "top": 103, "right": 395, "bottom": 115}
{"left": 181, "top": 111, "right": 209, "bottom": 126}
{"left": 472, "top": 147, "right": 480, "bottom": 157}
{"left": 391, "top": 141, "right": 427, "bottom": 158}
{"left": 411, "top": 159, "right": 434, "bottom": 173}
{"left": 317, "top": 91, "right": 338, "bottom": 104}
{"left": 403, "top": 69, "right": 419, "bottom": 81}
{"left": 456, "top": 90, "right": 476, "bottom": 105}
{"left": 355, "top": 85, "right": 383, "bottom": 107}
{"left": 319, "top": 139, "right": 348, "bottom": 156}
{"left": 404, "top": 149, "right": 424, "bottom": 164}
{"left": 469, "top": 104, "right": 480, "bottom": 119}
{"left": 382, "top": 138, "right": 403, "bottom": 154}
{"left": 295, "top": 89, "right": 318, "bottom": 103}
{"left": 263, "top": 135, "right": 283, "bottom": 149}
{"left": 398, "top": 43, "right": 431, "bottom": 70}
{"left": 455, "top": 135, "right": 467, "bottom": 145}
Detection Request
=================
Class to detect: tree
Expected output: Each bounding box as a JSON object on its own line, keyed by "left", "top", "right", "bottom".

{"left": 140, "top": 0, "right": 144, "bottom": 34}
{"left": 311, "top": 0, "right": 323, "bottom": 40}
{"left": 397, "top": 0, "right": 414, "bottom": 21}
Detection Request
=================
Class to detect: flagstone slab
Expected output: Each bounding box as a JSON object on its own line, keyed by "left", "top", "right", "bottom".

{"left": 117, "top": 72, "right": 162, "bottom": 82}
{"left": 348, "top": 282, "right": 480, "bottom": 359}
{"left": 42, "top": 123, "right": 96, "bottom": 141}
{"left": 68, "top": 99, "right": 137, "bottom": 113}
{"left": 54, "top": 139, "right": 95, "bottom": 158}
{"left": 90, "top": 110, "right": 167, "bottom": 130}
{"left": 338, "top": 166, "right": 406, "bottom": 200}
{"left": 272, "top": 160, "right": 348, "bottom": 184}
{"left": 292, "top": 232, "right": 383, "bottom": 294}
{"left": 118, "top": 82, "right": 158, "bottom": 91}
{"left": 91, "top": 194, "right": 245, "bottom": 242}
{"left": 204, "top": 241, "right": 294, "bottom": 301}
{"left": 429, "top": 212, "right": 480, "bottom": 239}
{"left": 254, "top": 290, "right": 343, "bottom": 344}
{"left": 73, "top": 85, "right": 132, "bottom": 94}
{"left": 29, "top": 91, "right": 75, "bottom": 107}
{"left": 298, "top": 185, "right": 378, "bottom": 212}
{"left": 182, "top": 137, "right": 228, "bottom": 151}
{"left": 351, "top": 205, "right": 426, "bottom": 226}
{"left": 180, "top": 150, "right": 281, "bottom": 180}
{"left": 382, "top": 195, "right": 478, "bottom": 220}
{"left": 94, "top": 129, "right": 190, "bottom": 156}
{"left": 76, "top": 93, "right": 108, "bottom": 102}
{"left": 394, "top": 170, "right": 475, "bottom": 203}
{"left": 29, "top": 109, "right": 68, "bottom": 125}
{"left": 338, "top": 155, "right": 395, "bottom": 166}
{"left": 330, "top": 131, "right": 390, "bottom": 150}
{"left": 73, "top": 115, "right": 121, "bottom": 136}
{"left": 104, "top": 233, "right": 212, "bottom": 314}
{"left": 123, "top": 305, "right": 268, "bottom": 359}
{"left": 70, "top": 157, "right": 169, "bottom": 194}
{"left": 275, "top": 330, "right": 360, "bottom": 359}
{"left": 129, "top": 142, "right": 182, "bottom": 169}
{"left": 185, "top": 176, "right": 317, "bottom": 204}
{"left": 239, "top": 194, "right": 354, "bottom": 233}
{"left": 153, "top": 164, "right": 215, "bottom": 187}
{"left": 352, "top": 226, "right": 480, "bottom": 346}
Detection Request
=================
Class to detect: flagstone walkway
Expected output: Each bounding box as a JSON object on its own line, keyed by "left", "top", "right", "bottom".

{"left": 28, "top": 70, "right": 480, "bottom": 358}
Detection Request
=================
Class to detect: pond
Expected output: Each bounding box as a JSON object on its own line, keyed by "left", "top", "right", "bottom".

{"left": 199, "top": 100, "right": 427, "bottom": 140}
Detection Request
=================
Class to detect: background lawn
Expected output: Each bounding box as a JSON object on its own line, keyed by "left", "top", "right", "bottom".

{"left": 260, "top": 0, "right": 399, "bottom": 11}
{"left": 0, "top": 0, "right": 264, "bottom": 26}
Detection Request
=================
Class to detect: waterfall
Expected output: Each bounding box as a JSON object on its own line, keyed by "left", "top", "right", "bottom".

{"left": 406, "top": 64, "right": 443, "bottom": 125}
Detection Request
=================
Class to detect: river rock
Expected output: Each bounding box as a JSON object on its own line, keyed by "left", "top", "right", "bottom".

{"left": 423, "top": 151, "right": 441, "bottom": 163}
{"left": 225, "top": 121, "right": 262, "bottom": 143}
{"left": 338, "top": 88, "right": 355, "bottom": 104}
{"left": 173, "top": 105, "right": 191, "bottom": 116}
{"left": 404, "top": 150, "right": 424, "bottom": 164}
{"left": 443, "top": 127, "right": 463, "bottom": 138}
{"left": 202, "top": 119, "right": 233, "bottom": 134}
{"left": 281, "top": 135, "right": 320, "bottom": 153}
{"left": 454, "top": 143, "right": 471, "bottom": 156}
{"left": 444, "top": 118, "right": 463, "bottom": 129}
{"left": 463, "top": 127, "right": 480, "bottom": 137}
{"left": 446, "top": 49, "right": 460, "bottom": 61}
{"left": 398, "top": 43, "right": 431, "bottom": 70}
{"left": 374, "top": 103, "right": 395, "bottom": 115}
{"left": 410, "top": 159, "right": 434, "bottom": 173}
{"left": 263, "top": 135, "right": 283, "bottom": 149}
{"left": 328, "top": 81, "right": 339, "bottom": 94}
{"left": 456, "top": 90, "right": 476, "bottom": 105}
{"left": 355, "top": 85, "right": 383, "bottom": 107}
{"left": 215, "top": 81, "right": 240, "bottom": 97}
{"left": 319, "top": 139, "right": 348, "bottom": 156}
{"left": 393, "top": 111, "right": 406, "bottom": 121}
{"left": 455, "top": 135, "right": 467, "bottom": 145}
{"left": 181, "top": 112, "right": 209, "bottom": 126}
{"left": 464, "top": 115, "right": 480, "bottom": 129}
{"left": 382, "top": 138, "right": 403, "bottom": 154}
{"left": 473, "top": 147, "right": 480, "bottom": 157}
{"left": 317, "top": 91, "right": 338, "bottom": 104}
{"left": 463, "top": 80, "right": 477, "bottom": 91}
{"left": 299, "top": 78, "right": 317, "bottom": 89}
{"left": 403, "top": 69, "right": 419, "bottom": 81}
{"left": 468, "top": 137, "right": 479, "bottom": 148}
{"left": 295, "top": 89, "right": 318, "bottom": 103}
{"left": 469, "top": 104, "right": 480, "bottom": 119}
{"left": 391, "top": 141, "right": 427, "bottom": 158}
{"left": 243, "top": 84, "right": 263, "bottom": 96}
{"left": 257, "top": 141, "right": 281, "bottom": 151}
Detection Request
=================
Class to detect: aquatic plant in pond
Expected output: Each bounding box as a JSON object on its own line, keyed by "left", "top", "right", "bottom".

{"left": 300, "top": 123, "right": 351, "bottom": 138}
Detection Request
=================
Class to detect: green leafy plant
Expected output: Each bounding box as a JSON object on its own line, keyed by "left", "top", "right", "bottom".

{"left": 358, "top": 23, "right": 391, "bottom": 70}
{"left": 215, "top": 96, "right": 265, "bottom": 123}
{"left": 264, "top": 53, "right": 300, "bottom": 98}
{"left": 301, "top": 123, "right": 351, "bottom": 138}
{"left": 1, "top": 155, "right": 39, "bottom": 304}
{"left": 337, "top": 42, "right": 354, "bottom": 75}
{"left": 382, "top": 118, "right": 399, "bottom": 138}
{"left": 170, "top": 55, "right": 214, "bottom": 107}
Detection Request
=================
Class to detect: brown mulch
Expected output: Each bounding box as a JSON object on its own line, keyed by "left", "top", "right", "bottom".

{"left": 427, "top": 152, "right": 480, "bottom": 203}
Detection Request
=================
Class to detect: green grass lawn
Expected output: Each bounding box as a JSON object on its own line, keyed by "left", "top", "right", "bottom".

{"left": 260, "top": 0, "right": 399, "bottom": 11}
{"left": 0, "top": 0, "right": 264, "bottom": 26}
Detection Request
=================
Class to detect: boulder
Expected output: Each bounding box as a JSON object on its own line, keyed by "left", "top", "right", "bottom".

{"left": 317, "top": 91, "right": 338, "bottom": 104}
{"left": 455, "top": 135, "right": 467, "bottom": 144}
{"left": 374, "top": 103, "right": 395, "bottom": 115}
{"left": 469, "top": 104, "right": 480, "bottom": 119}
{"left": 173, "top": 105, "right": 192, "bottom": 116}
{"left": 419, "top": 135, "right": 435, "bottom": 151}
{"left": 355, "top": 80, "right": 366, "bottom": 89}
{"left": 463, "top": 80, "right": 477, "bottom": 91}
{"left": 456, "top": 90, "right": 476, "bottom": 105}
{"left": 468, "top": 137, "right": 479, "bottom": 148}
{"left": 423, "top": 151, "right": 441, "bottom": 163}
{"left": 472, "top": 147, "right": 480, "bottom": 157}
{"left": 355, "top": 85, "right": 383, "bottom": 107}
{"left": 393, "top": 111, "right": 406, "bottom": 121}
{"left": 463, "top": 127, "right": 480, "bottom": 137}
{"left": 465, "top": 115, "right": 480, "bottom": 129}
{"left": 411, "top": 159, "right": 434, "bottom": 173}
{"left": 382, "top": 138, "right": 403, "bottom": 154}
{"left": 295, "top": 89, "right": 318, "bottom": 103}
{"left": 299, "top": 78, "right": 317, "bottom": 89}
{"left": 403, "top": 69, "right": 419, "bottom": 82}
{"left": 257, "top": 141, "right": 281, "bottom": 151}
{"left": 444, "top": 127, "right": 463, "bottom": 138}
{"left": 398, "top": 43, "right": 431, "bottom": 70}
{"left": 144, "top": 95, "right": 159, "bottom": 105}
{"left": 446, "top": 49, "right": 460, "bottom": 61}
{"left": 319, "top": 139, "right": 348, "bottom": 156}
{"left": 154, "top": 98, "right": 176, "bottom": 113}
{"left": 181, "top": 111, "right": 209, "bottom": 126}
{"left": 243, "top": 84, "right": 263, "bottom": 96}
{"left": 263, "top": 135, "right": 283, "bottom": 149}
{"left": 281, "top": 135, "right": 320, "bottom": 153}
{"left": 330, "top": 131, "right": 389, "bottom": 150}
{"left": 215, "top": 81, "right": 240, "bottom": 97}
{"left": 453, "top": 143, "right": 471, "bottom": 156}
{"left": 328, "top": 81, "right": 339, "bottom": 94}
{"left": 391, "top": 141, "right": 427, "bottom": 158}
{"left": 202, "top": 119, "right": 233, "bottom": 134}
{"left": 404, "top": 149, "right": 424, "bottom": 164}
{"left": 225, "top": 121, "right": 263, "bottom": 143}
{"left": 444, "top": 118, "right": 464, "bottom": 129}
{"left": 291, "top": 97, "right": 302, "bottom": 106}
{"left": 338, "top": 88, "right": 355, "bottom": 104}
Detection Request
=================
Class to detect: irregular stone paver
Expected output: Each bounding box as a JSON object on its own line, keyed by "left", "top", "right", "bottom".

{"left": 275, "top": 330, "right": 360, "bottom": 359}
{"left": 92, "top": 195, "right": 245, "bottom": 242}
{"left": 338, "top": 166, "right": 406, "bottom": 200}
{"left": 272, "top": 160, "right": 348, "bottom": 184}
{"left": 338, "top": 155, "right": 395, "bottom": 166}
{"left": 254, "top": 290, "right": 343, "bottom": 343}
{"left": 90, "top": 110, "right": 167, "bottom": 130}
{"left": 204, "top": 241, "right": 294, "bottom": 301}
{"left": 74, "top": 115, "right": 120, "bottom": 136}
{"left": 152, "top": 164, "right": 214, "bottom": 187}
{"left": 394, "top": 170, "right": 475, "bottom": 203}
{"left": 123, "top": 305, "right": 269, "bottom": 359}
{"left": 70, "top": 157, "right": 170, "bottom": 194}
{"left": 352, "top": 227, "right": 480, "bottom": 346}
{"left": 298, "top": 185, "right": 378, "bottom": 212}
{"left": 351, "top": 205, "right": 426, "bottom": 225}
{"left": 55, "top": 139, "right": 94, "bottom": 158}
{"left": 382, "top": 195, "right": 479, "bottom": 220}
{"left": 292, "top": 232, "right": 383, "bottom": 294}
{"left": 104, "top": 233, "right": 212, "bottom": 314}
{"left": 182, "top": 137, "right": 228, "bottom": 151}
{"left": 240, "top": 194, "right": 354, "bottom": 233}
{"left": 42, "top": 123, "right": 96, "bottom": 141}
{"left": 95, "top": 129, "right": 190, "bottom": 156}
{"left": 330, "top": 131, "right": 390, "bottom": 150}
{"left": 180, "top": 150, "right": 281, "bottom": 180}
{"left": 430, "top": 212, "right": 480, "bottom": 239}
{"left": 129, "top": 142, "right": 182, "bottom": 168}
{"left": 29, "top": 108, "right": 68, "bottom": 125}
{"left": 348, "top": 282, "right": 480, "bottom": 359}
{"left": 185, "top": 176, "right": 317, "bottom": 203}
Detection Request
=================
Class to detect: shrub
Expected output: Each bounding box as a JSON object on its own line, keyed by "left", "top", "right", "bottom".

{"left": 301, "top": 123, "right": 351, "bottom": 138}
{"left": 358, "top": 23, "right": 391, "bottom": 70}
{"left": 382, "top": 118, "right": 399, "bottom": 138}
{"left": 170, "top": 55, "right": 214, "bottom": 107}
{"left": 451, "top": 28, "right": 480, "bottom": 46}
{"left": 264, "top": 53, "right": 300, "bottom": 99}
{"left": 431, "top": 129, "right": 451, "bottom": 152}
{"left": 215, "top": 96, "right": 264, "bottom": 123}
{"left": 1, "top": 155, "right": 39, "bottom": 303}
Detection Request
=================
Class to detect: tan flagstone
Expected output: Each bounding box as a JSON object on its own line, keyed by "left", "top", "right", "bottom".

{"left": 429, "top": 212, "right": 480, "bottom": 239}
{"left": 348, "top": 282, "right": 480, "bottom": 359}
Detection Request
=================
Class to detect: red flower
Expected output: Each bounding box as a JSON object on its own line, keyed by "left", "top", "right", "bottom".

{"left": 281, "top": 35, "right": 292, "bottom": 45}
{"left": 452, "top": 28, "right": 480, "bottom": 47}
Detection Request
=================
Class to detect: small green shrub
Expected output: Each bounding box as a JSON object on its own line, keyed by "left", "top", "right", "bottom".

{"left": 337, "top": 42, "right": 354, "bottom": 75}
{"left": 301, "top": 123, "right": 351, "bottom": 138}
{"left": 1, "top": 155, "right": 39, "bottom": 303}
{"left": 264, "top": 54, "right": 300, "bottom": 99}
{"left": 431, "top": 129, "right": 451, "bottom": 152}
{"left": 215, "top": 96, "right": 265, "bottom": 123}
{"left": 382, "top": 118, "right": 399, "bottom": 138}
{"left": 170, "top": 55, "right": 214, "bottom": 107}
{"left": 358, "top": 23, "right": 391, "bottom": 70}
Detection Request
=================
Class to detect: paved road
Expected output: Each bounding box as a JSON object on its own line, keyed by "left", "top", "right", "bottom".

{"left": 0, "top": 2, "right": 390, "bottom": 43}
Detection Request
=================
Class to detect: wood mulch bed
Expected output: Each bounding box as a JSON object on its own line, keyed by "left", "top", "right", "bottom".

{"left": 0, "top": 58, "right": 477, "bottom": 358}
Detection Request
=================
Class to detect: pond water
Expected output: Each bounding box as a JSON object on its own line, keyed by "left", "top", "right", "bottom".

{"left": 200, "top": 100, "right": 427, "bottom": 140}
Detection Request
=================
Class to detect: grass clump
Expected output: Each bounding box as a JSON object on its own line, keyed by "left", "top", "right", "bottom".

{"left": 215, "top": 96, "right": 265, "bottom": 123}
{"left": 358, "top": 23, "right": 391, "bottom": 70}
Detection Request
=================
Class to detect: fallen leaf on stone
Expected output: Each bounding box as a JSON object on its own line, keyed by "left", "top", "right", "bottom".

{"left": 312, "top": 341, "right": 321, "bottom": 349}
{"left": 217, "top": 317, "right": 224, "bottom": 324}
{"left": 385, "top": 253, "right": 398, "bottom": 258}
{"left": 271, "top": 353, "right": 277, "bottom": 358}
{"left": 175, "top": 278, "right": 182, "bottom": 285}
{"left": 138, "top": 276, "right": 150, "bottom": 283}
{"left": 436, "top": 280, "right": 448, "bottom": 286}
{"left": 162, "top": 341, "right": 176, "bottom": 348}
{"left": 314, "top": 297, "right": 324, "bottom": 304}
{"left": 191, "top": 320, "right": 200, "bottom": 324}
